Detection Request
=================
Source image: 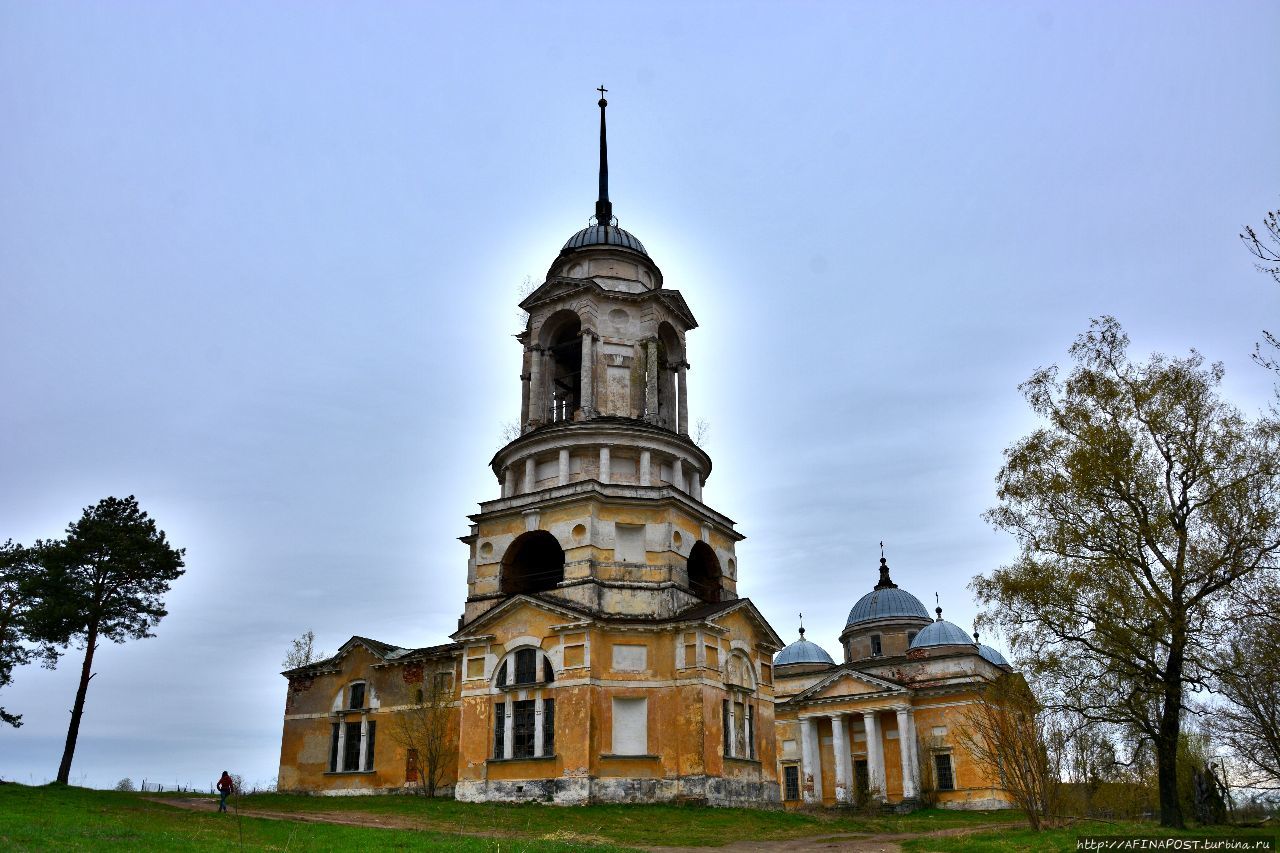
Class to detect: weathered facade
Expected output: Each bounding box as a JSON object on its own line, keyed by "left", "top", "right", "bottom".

{"left": 277, "top": 94, "right": 1016, "bottom": 810}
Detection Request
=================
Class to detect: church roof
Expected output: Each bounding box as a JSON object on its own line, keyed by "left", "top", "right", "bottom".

{"left": 908, "top": 616, "right": 978, "bottom": 650}
{"left": 845, "top": 556, "right": 931, "bottom": 627}
{"left": 978, "top": 644, "right": 1010, "bottom": 667}
{"left": 774, "top": 636, "right": 835, "bottom": 666}
{"left": 561, "top": 223, "right": 649, "bottom": 257}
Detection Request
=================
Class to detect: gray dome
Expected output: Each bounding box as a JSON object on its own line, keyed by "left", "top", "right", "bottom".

{"left": 562, "top": 224, "right": 649, "bottom": 257}
{"left": 775, "top": 637, "right": 835, "bottom": 666}
{"left": 978, "top": 644, "right": 1010, "bottom": 667}
{"left": 846, "top": 587, "right": 931, "bottom": 626}
{"left": 909, "top": 619, "right": 978, "bottom": 649}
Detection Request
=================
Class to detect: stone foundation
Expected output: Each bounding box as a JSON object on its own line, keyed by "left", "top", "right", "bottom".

{"left": 455, "top": 775, "right": 781, "bottom": 808}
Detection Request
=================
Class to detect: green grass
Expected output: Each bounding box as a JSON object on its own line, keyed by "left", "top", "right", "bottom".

{"left": 0, "top": 783, "right": 635, "bottom": 851}
{"left": 900, "top": 820, "right": 1279, "bottom": 852}
{"left": 226, "top": 791, "right": 1022, "bottom": 846}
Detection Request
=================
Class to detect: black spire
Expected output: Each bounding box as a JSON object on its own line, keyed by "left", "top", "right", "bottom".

{"left": 595, "top": 85, "right": 613, "bottom": 226}
{"left": 874, "top": 541, "right": 898, "bottom": 590}
{"left": 798, "top": 612, "right": 805, "bottom": 638}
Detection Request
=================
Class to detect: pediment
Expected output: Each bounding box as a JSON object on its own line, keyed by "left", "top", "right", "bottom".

{"left": 518, "top": 277, "right": 593, "bottom": 311}
{"left": 451, "top": 594, "right": 591, "bottom": 641}
{"left": 791, "top": 667, "right": 907, "bottom": 704}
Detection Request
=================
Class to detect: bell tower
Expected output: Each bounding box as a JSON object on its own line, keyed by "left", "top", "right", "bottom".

{"left": 460, "top": 91, "right": 742, "bottom": 624}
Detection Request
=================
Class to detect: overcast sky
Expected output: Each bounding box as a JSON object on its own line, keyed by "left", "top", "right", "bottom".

{"left": 2, "top": 1, "right": 1277, "bottom": 791}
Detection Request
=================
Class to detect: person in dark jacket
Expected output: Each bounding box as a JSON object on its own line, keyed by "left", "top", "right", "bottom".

{"left": 216, "top": 771, "right": 233, "bottom": 812}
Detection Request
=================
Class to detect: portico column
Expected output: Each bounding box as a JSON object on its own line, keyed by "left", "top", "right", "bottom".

{"left": 863, "top": 710, "right": 885, "bottom": 801}
{"left": 677, "top": 362, "right": 689, "bottom": 435}
{"left": 599, "top": 446, "right": 611, "bottom": 484}
{"left": 503, "top": 467, "right": 516, "bottom": 498}
{"left": 907, "top": 710, "right": 922, "bottom": 799}
{"left": 580, "top": 333, "right": 594, "bottom": 415}
{"left": 831, "top": 713, "right": 852, "bottom": 804}
{"left": 896, "top": 706, "right": 918, "bottom": 799}
{"left": 524, "top": 457, "right": 536, "bottom": 494}
{"left": 799, "top": 717, "right": 823, "bottom": 804}
{"left": 528, "top": 347, "right": 544, "bottom": 425}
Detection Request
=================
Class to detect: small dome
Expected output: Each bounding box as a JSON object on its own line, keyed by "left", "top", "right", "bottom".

{"left": 775, "top": 637, "right": 835, "bottom": 666}
{"left": 561, "top": 224, "right": 649, "bottom": 257}
{"left": 846, "top": 587, "right": 931, "bottom": 626}
{"left": 978, "top": 644, "right": 1010, "bottom": 667}
{"left": 908, "top": 618, "right": 979, "bottom": 649}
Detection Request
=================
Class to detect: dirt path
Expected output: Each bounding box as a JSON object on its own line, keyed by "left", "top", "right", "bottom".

{"left": 149, "top": 797, "right": 1017, "bottom": 852}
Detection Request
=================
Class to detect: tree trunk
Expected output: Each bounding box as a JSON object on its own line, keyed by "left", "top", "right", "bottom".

{"left": 56, "top": 622, "right": 97, "bottom": 784}
{"left": 1156, "top": 635, "right": 1186, "bottom": 828}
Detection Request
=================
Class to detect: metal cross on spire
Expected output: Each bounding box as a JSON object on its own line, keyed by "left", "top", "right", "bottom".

{"left": 798, "top": 612, "right": 805, "bottom": 637}
{"left": 597, "top": 84, "right": 608, "bottom": 99}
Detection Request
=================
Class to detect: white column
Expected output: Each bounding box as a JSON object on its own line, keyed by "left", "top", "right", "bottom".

{"left": 335, "top": 719, "right": 347, "bottom": 771}
{"left": 672, "top": 457, "right": 685, "bottom": 491}
{"left": 799, "top": 717, "right": 822, "bottom": 804}
{"left": 528, "top": 347, "right": 544, "bottom": 425}
{"left": 534, "top": 697, "right": 545, "bottom": 758}
{"left": 896, "top": 706, "right": 917, "bottom": 799}
{"left": 639, "top": 450, "right": 651, "bottom": 486}
{"left": 727, "top": 700, "right": 738, "bottom": 758}
{"left": 907, "top": 710, "right": 922, "bottom": 799}
{"left": 558, "top": 449, "right": 570, "bottom": 486}
{"left": 599, "top": 446, "right": 611, "bottom": 484}
{"left": 503, "top": 696, "right": 514, "bottom": 759}
{"left": 503, "top": 467, "right": 516, "bottom": 498}
{"left": 358, "top": 714, "right": 369, "bottom": 771}
{"left": 690, "top": 470, "right": 702, "bottom": 501}
{"left": 677, "top": 362, "right": 689, "bottom": 435}
{"left": 580, "top": 333, "right": 594, "bottom": 415}
{"left": 524, "top": 457, "right": 536, "bottom": 493}
{"left": 863, "top": 710, "right": 885, "bottom": 801}
{"left": 831, "top": 713, "right": 851, "bottom": 804}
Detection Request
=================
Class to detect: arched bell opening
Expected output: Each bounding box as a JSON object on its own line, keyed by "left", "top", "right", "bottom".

{"left": 500, "top": 530, "right": 566, "bottom": 596}
{"left": 540, "top": 310, "right": 583, "bottom": 423}
{"left": 656, "top": 321, "right": 684, "bottom": 432}
{"left": 687, "top": 540, "right": 722, "bottom": 603}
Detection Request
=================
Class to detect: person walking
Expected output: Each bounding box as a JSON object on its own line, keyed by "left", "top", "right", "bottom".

{"left": 216, "top": 771, "right": 233, "bottom": 812}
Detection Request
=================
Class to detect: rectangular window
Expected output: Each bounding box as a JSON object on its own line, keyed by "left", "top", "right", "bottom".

{"left": 747, "top": 704, "right": 756, "bottom": 759}
{"left": 493, "top": 702, "right": 506, "bottom": 758}
{"left": 783, "top": 765, "right": 800, "bottom": 801}
{"left": 935, "top": 753, "right": 955, "bottom": 791}
{"left": 348, "top": 683, "right": 365, "bottom": 709}
{"left": 433, "top": 671, "right": 454, "bottom": 695}
{"left": 328, "top": 723, "right": 340, "bottom": 773}
{"left": 514, "top": 649, "right": 537, "bottom": 685}
{"left": 512, "top": 699, "right": 536, "bottom": 758}
{"left": 364, "top": 721, "right": 376, "bottom": 771}
{"left": 542, "top": 698, "right": 555, "bottom": 755}
{"left": 870, "top": 635, "right": 882, "bottom": 656}
{"left": 855, "top": 759, "right": 870, "bottom": 802}
{"left": 612, "top": 697, "right": 648, "bottom": 755}
{"left": 343, "top": 721, "right": 362, "bottom": 771}
{"left": 722, "top": 699, "right": 730, "bottom": 755}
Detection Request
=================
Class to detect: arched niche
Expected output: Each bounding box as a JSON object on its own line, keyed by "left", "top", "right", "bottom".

{"left": 687, "top": 540, "right": 722, "bottom": 603}
{"left": 656, "top": 321, "right": 684, "bottom": 431}
{"left": 539, "top": 309, "right": 583, "bottom": 422}
{"left": 500, "top": 530, "right": 566, "bottom": 596}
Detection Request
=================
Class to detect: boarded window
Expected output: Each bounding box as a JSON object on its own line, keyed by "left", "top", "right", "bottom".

{"left": 747, "top": 704, "right": 756, "bottom": 759}
{"left": 328, "top": 723, "right": 340, "bottom": 773}
{"left": 493, "top": 702, "right": 506, "bottom": 758}
{"left": 514, "top": 649, "right": 537, "bottom": 685}
{"left": 935, "top": 753, "right": 955, "bottom": 791}
{"left": 513, "top": 699, "right": 536, "bottom": 758}
{"left": 348, "top": 683, "right": 365, "bottom": 709}
{"left": 614, "top": 523, "right": 645, "bottom": 563}
{"left": 406, "top": 748, "right": 419, "bottom": 783}
{"left": 343, "top": 721, "right": 361, "bottom": 771}
{"left": 543, "top": 698, "right": 555, "bottom": 755}
{"left": 433, "top": 671, "right": 454, "bottom": 694}
{"left": 612, "top": 644, "right": 647, "bottom": 672}
{"left": 612, "top": 697, "right": 647, "bottom": 755}
{"left": 855, "top": 759, "right": 870, "bottom": 801}
{"left": 722, "top": 699, "right": 730, "bottom": 755}
{"left": 364, "top": 721, "right": 376, "bottom": 771}
{"left": 783, "top": 765, "right": 800, "bottom": 800}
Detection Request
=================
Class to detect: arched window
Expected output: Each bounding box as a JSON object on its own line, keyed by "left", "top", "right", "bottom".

{"left": 686, "top": 540, "right": 722, "bottom": 603}
{"left": 656, "top": 321, "right": 684, "bottom": 431}
{"left": 722, "top": 651, "right": 758, "bottom": 760}
{"left": 491, "top": 646, "right": 557, "bottom": 760}
{"left": 540, "top": 310, "right": 583, "bottom": 422}
{"left": 500, "top": 530, "right": 566, "bottom": 596}
{"left": 328, "top": 681, "right": 378, "bottom": 774}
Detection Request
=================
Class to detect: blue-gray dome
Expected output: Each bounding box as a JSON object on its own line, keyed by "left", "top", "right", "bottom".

{"left": 846, "top": 587, "right": 931, "bottom": 626}
{"left": 978, "top": 644, "right": 1010, "bottom": 666}
{"left": 909, "top": 619, "right": 979, "bottom": 649}
{"left": 562, "top": 224, "right": 649, "bottom": 257}
{"left": 775, "top": 637, "right": 835, "bottom": 666}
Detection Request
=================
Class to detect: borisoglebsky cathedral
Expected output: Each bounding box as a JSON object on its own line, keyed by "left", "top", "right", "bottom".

{"left": 277, "top": 93, "right": 1016, "bottom": 810}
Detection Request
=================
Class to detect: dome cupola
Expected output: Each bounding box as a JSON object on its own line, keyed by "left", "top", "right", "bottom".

{"left": 844, "top": 555, "right": 931, "bottom": 627}
{"left": 774, "top": 619, "right": 835, "bottom": 667}
{"left": 907, "top": 606, "right": 979, "bottom": 650}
